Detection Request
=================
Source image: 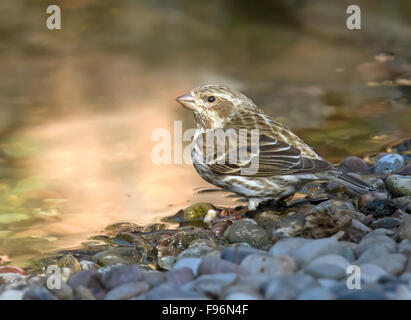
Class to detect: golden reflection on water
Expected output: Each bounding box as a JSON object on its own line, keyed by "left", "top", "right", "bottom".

{"left": 1, "top": 0, "right": 411, "bottom": 266}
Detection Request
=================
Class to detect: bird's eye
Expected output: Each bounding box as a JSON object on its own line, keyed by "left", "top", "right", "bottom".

{"left": 207, "top": 96, "right": 216, "bottom": 103}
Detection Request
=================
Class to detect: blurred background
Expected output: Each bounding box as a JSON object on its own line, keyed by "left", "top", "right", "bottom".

{"left": 0, "top": 0, "right": 410, "bottom": 266}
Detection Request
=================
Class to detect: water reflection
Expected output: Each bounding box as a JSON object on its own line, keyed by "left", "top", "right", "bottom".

{"left": 0, "top": 0, "right": 411, "bottom": 266}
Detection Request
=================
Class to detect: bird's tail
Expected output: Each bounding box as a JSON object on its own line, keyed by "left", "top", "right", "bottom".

{"left": 323, "top": 170, "right": 376, "bottom": 195}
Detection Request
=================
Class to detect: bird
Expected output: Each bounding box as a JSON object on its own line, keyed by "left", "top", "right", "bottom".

{"left": 176, "top": 84, "right": 375, "bottom": 211}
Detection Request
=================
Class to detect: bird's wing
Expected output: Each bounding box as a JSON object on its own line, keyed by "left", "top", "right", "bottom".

{"left": 194, "top": 112, "right": 333, "bottom": 177}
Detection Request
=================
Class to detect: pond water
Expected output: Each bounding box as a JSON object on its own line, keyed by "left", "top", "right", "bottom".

{"left": 0, "top": 0, "right": 411, "bottom": 266}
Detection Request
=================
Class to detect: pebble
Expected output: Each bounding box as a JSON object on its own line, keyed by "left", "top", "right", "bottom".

{"left": 104, "top": 281, "right": 149, "bottom": 300}
{"left": 72, "top": 286, "right": 96, "bottom": 300}
{"left": 375, "top": 154, "right": 404, "bottom": 174}
{"left": 366, "top": 254, "right": 407, "bottom": 276}
{"left": 396, "top": 216, "right": 411, "bottom": 241}
{"left": 0, "top": 289, "right": 25, "bottom": 300}
{"left": 145, "top": 283, "right": 188, "bottom": 300}
{"left": 386, "top": 175, "right": 411, "bottom": 197}
{"left": 167, "top": 267, "right": 195, "bottom": 286}
{"left": 359, "top": 264, "right": 389, "bottom": 283}
{"left": 143, "top": 270, "right": 166, "bottom": 287}
{"left": 197, "top": 257, "right": 248, "bottom": 276}
{"left": 338, "top": 288, "right": 385, "bottom": 300}
{"left": 304, "top": 264, "right": 346, "bottom": 280}
{"left": 339, "top": 156, "right": 370, "bottom": 174}
{"left": 357, "top": 246, "right": 393, "bottom": 264}
{"left": 362, "top": 199, "right": 400, "bottom": 218}
{"left": 293, "top": 238, "right": 344, "bottom": 267}
{"left": 370, "top": 217, "right": 401, "bottom": 229}
{"left": 269, "top": 238, "right": 310, "bottom": 257}
{"left": 22, "top": 286, "right": 57, "bottom": 300}
{"left": 354, "top": 235, "right": 397, "bottom": 256}
{"left": 181, "top": 273, "right": 237, "bottom": 299}
{"left": 298, "top": 287, "right": 336, "bottom": 300}
{"left": 226, "top": 219, "right": 271, "bottom": 248}
{"left": 262, "top": 273, "right": 316, "bottom": 300}
{"left": 100, "top": 264, "right": 144, "bottom": 290}
{"left": 221, "top": 245, "right": 265, "bottom": 264}
{"left": 396, "top": 165, "right": 411, "bottom": 176}
{"left": 178, "top": 245, "right": 214, "bottom": 260}
{"left": 173, "top": 258, "right": 202, "bottom": 276}
{"left": 240, "top": 253, "right": 296, "bottom": 276}
{"left": 93, "top": 247, "right": 142, "bottom": 266}
{"left": 393, "top": 196, "right": 411, "bottom": 213}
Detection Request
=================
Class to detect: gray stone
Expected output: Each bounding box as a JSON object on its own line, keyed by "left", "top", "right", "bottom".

{"left": 226, "top": 218, "right": 271, "bottom": 248}
{"left": 398, "top": 240, "right": 411, "bottom": 255}
{"left": 181, "top": 273, "right": 237, "bottom": 299}
{"left": 396, "top": 217, "right": 411, "bottom": 241}
{"left": 146, "top": 283, "right": 188, "bottom": 300}
{"left": 304, "top": 264, "right": 346, "bottom": 280}
{"left": 366, "top": 253, "right": 407, "bottom": 276}
{"left": 197, "top": 257, "right": 248, "bottom": 276}
{"left": 360, "top": 264, "right": 389, "bottom": 283}
{"left": 354, "top": 235, "right": 397, "bottom": 256}
{"left": 393, "top": 196, "right": 411, "bottom": 213}
{"left": 240, "top": 253, "right": 296, "bottom": 276}
{"left": 100, "top": 264, "right": 144, "bottom": 290}
{"left": 293, "top": 238, "right": 344, "bottom": 267}
{"left": 92, "top": 247, "right": 142, "bottom": 266}
{"left": 73, "top": 286, "right": 96, "bottom": 300}
{"left": 167, "top": 267, "right": 195, "bottom": 286}
{"left": 298, "top": 287, "right": 336, "bottom": 300}
{"left": 357, "top": 245, "right": 392, "bottom": 264}
{"left": 22, "top": 286, "right": 57, "bottom": 300}
{"left": 48, "top": 281, "right": 73, "bottom": 300}
{"left": 173, "top": 257, "right": 202, "bottom": 276}
{"left": 309, "top": 254, "right": 351, "bottom": 270}
{"left": 370, "top": 217, "right": 401, "bottom": 229}
{"left": 375, "top": 154, "right": 404, "bottom": 175}
{"left": 221, "top": 246, "right": 265, "bottom": 264}
{"left": 269, "top": 237, "right": 310, "bottom": 257}
{"left": 362, "top": 228, "right": 395, "bottom": 239}
{"left": 263, "top": 273, "right": 316, "bottom": 300}
{"left": 104, "top": 281, "right": 149, "bottom": 300}
{"left": 178, "top": 245, "right": 214, "bottom": 260}
{"left": 143, "top": 270, "right": 166, "bottom": 287}
{"left": 338, "top": 289, "right": 385, "bottom": 300}
{"left": 224, "top": 292, "right": 261, "bottom": 300}
{"left": 386, "top": 175, "right": 411, "bottom": 197}
{"left": 339, "top": 156, "right": 370, "bottom": 174}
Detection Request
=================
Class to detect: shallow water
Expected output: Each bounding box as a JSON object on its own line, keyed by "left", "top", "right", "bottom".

{"left": 1, "top": 0, "right": 411, "bottom": 266}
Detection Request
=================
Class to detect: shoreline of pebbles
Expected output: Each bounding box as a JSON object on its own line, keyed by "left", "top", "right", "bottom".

{"left": 0, "top": 140, "right": 411, "bottom": 300}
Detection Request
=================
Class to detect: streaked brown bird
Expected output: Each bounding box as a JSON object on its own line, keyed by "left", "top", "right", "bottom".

{"left": 176, "top": 84, "right": 374, "bottom": 211}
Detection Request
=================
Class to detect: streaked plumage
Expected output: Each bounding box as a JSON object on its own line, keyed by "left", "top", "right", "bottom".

{"left": 177, "top": 84, "right": 374, "bottom": 210}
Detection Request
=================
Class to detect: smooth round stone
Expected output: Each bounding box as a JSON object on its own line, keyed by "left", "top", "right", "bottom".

{"left": 146, "top": 283, "right": 187, "bottom": 300}
{"left": 398, "top": 240, "right": 411, "bottom": 255}
{"left": 67, "top": 270, "right": 99, "bottom": 288}
{"left": 23, "top": 286, "right": 57, "bottom": 300}
{"left": 269, "top": 238, "right": 311, "bottom": 257}
{"left": 396, "top": 217, "right": 411, "bottom": 241}
{"left": 339, "top": 156, "right": 370, "bottom": 174}
{"left": 362, "top": 228, "right": 395, "bottom": 239}
{"left": 100, "top": 265, "right": 144, "bottom": 290}
{"left": 221, "top": 246, "right": 265, "bottom": 264}
{"left": 304, "top": 264, "right": 346, "bottom": 280}
{"left": 298, "top": 287, "right": 336, "bottom": 300}
{"left": 354, "top": 235, "right": 397, "bottom": 256}
{"left": 48, "top": 281, "right": 73, "bottom": 300}
{"left": 366, "top": 254, "right": 407, "bottom": 276}
{"left": 197, "top": 257, "right": 248, "bottom": 276}
{"left": 338, "top": 289, "right": 385, "bottom": 300}
{"left": 178, "top": 245, "right": 214, "bottom": 260}
{"left": 359, "top": 264, "right": 389, "bottom": 283}
{"left": 393, "top": 196, "right": 411, "bottom": 214}
{"left": 293, "top": 238, "right": 344, "bottom": 267}
{"left": 143, "top": 270, "right": 166, "bottom": 287}
{"left": 167, "top": 267, "right": 195, "bottom": 286}
{"left": 375, "top": 154, "right": 404, "bottom": 175}
{"left": 158, "top": 256, "right": 176, "bottom": 271}
{"left": 370, "top": 218, "right": 401, "bottom": 229}
{"left": 226, "top": 218, "right": 270, "bottom": 249}
{"left": 181, "top": 273, "right": 237, "bottom": 298}
{"left": 92, "top": 247, "right": 142, "bottom": 266}
{"left": 104, "top": 281, "right": 149, "bottom": 300}
{"left": 317, "top": 278, "right": 340, "bottom": 289}
{"left": 357, "top": 246, "right": 392, "bottom": 264}
{"left": 0, "top": 290, "right": 24, "bottom": 300}
{"left": 173, "top": 258, "right": 202, "bottom": 276}
{"left": 262, "top": 273, "right": 316, "bottom": 300}
{"left": 240, "top": 253, "right": 296, "bottom": 276}
{"left": 308, "top": 254, "right": 351, "bottom": 270}
{"left": 341, "top": 246, "right": 356, "bottom": 262}
{"left": 224, "top": 292, "right": 261, "bottom": 300}
{"left": 386, "top": 175, "right": 411, "bottom": 197}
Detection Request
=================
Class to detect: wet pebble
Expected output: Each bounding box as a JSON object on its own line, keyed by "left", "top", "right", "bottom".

{"left": 240, "top": 253, "right": 296, "bottom": 276}
{"left": 226, "top": 219, "right": 270, "bottom": 248}
{"left": 93, "top": 247, "right": 142, "bottom": 266}
{"left": 339, "top": 156, "right": 370, "bottom": 174}
{"left": 293, "top": 238, "right": 344, "bottom": 267}
{"left": 375, "top": 154, "right": 404, "bottom": 175}
{"left": 386, "top": 175, "right": 411, "bottom": 197}
{"left": 104, "top": 281, "right": 149, "bottom": 300}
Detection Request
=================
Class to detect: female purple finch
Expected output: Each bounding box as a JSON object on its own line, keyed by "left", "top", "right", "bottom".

{"left": 176, "top": 84, "right": 374, "bottom": 211}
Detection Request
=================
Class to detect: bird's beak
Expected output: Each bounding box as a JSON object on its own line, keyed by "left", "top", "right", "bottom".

{"left": 176, "top": 92, "right": 196, "bottom": 111}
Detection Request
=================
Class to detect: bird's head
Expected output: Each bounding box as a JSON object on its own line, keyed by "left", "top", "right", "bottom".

{"left": 176, "top": 84, "right": 258, "bottom": 129}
